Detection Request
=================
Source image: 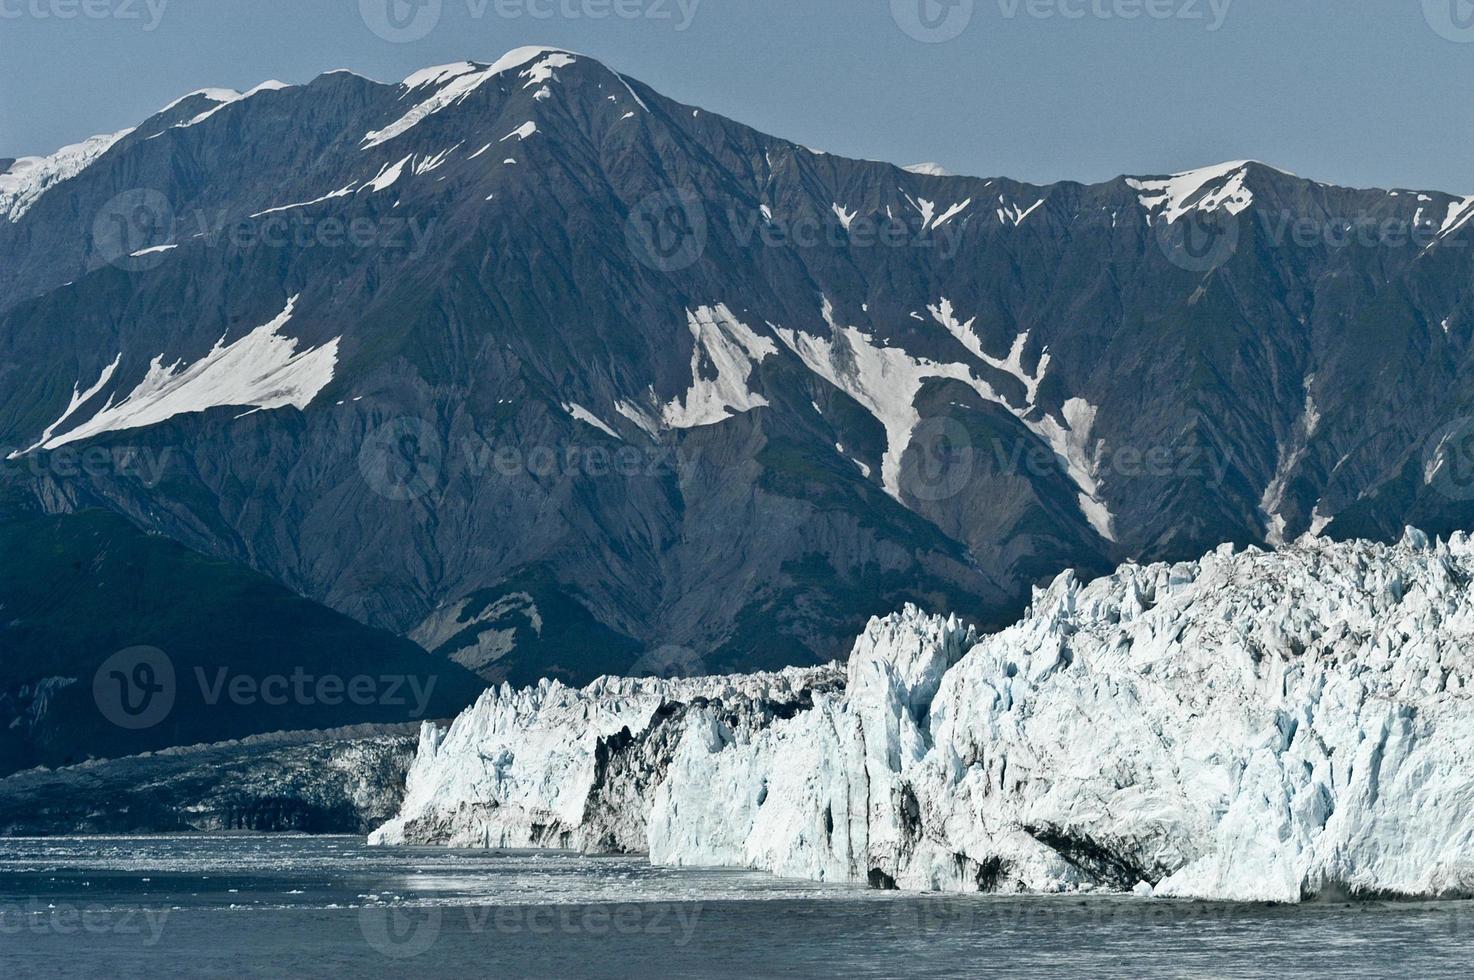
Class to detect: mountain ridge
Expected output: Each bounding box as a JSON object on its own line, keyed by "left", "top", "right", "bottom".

{"left": 3, "top": 44, "right": 1474, "bottom": 691}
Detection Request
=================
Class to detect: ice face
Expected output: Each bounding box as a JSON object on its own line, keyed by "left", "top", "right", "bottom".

{"left": 373, "top": 530, "right": 1474, "bottom": 902}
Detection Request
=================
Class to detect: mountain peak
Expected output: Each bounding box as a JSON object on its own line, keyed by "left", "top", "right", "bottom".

{"left": 364, "top": 48, "right": 584, "bottom": 149}
{"left": 398, "top": 46, "right": 583, "bottom": 89}
{"left": 903, "top": 162, "right": 954, "bottom": 177}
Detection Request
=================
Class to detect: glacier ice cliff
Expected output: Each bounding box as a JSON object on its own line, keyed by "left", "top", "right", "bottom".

{"left": 371, "top": 530, "right": 1474, "bottom": 902}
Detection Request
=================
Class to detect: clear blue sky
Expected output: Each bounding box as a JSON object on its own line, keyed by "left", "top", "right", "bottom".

{"left": 2, "top": 0, "right": 1471, "bottom": 192}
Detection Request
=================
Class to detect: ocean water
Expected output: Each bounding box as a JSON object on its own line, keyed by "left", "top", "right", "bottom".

{"left": 0, "top": 836, "right": 1470, "bottom": 978}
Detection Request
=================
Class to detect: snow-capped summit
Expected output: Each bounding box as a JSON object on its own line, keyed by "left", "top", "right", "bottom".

{"left": 903, "top": 161, "right": 953, "bottom": 177}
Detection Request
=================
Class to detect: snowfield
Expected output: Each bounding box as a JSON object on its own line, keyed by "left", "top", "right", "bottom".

{"left": 372, "top": 530, "right": 1474, "bottom": 902}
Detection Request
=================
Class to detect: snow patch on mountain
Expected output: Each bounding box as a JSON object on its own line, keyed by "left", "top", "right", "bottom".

{"left": 1261, "top": 378, "right": 1322, "bottom": 546}
{"left": 24, "top": 297, "right": 338, "bottom": 452}
{"left": 900, "top": 190, "right": 971, "bottom": 231}
{"left": 373, "top": 532, "right": 1474, "bottom": 902}
{"left": 362, "top": 155, "right": 412, "bottom": 193}
{"left": 774, "top": 298, "right": 999, "bottom": 498}
{"left": 563, "top": 402, "right": 620, "bottom": 439}
{"left": 175, "top": 80, "right": 291, "bottom": 128}
{"left": 927, "top": 298, "right": 1049, "bottom": 406}
{"left": 8, "top": 354, "right": 122, "bottom": 459}
{"left": 501, "top": 122, "right": 538, "bottom": 142}
{"left": 1438, "top": 197, "right": 1474, "bottom": 241}
{"left": 904, "top": 162, "right": 953, "bottom": 177}
{"left": 662, "top": 305, "right": 777, "bottom": 429}
{"left": 1127, "top": 161, "right": 1255, "bottom": 225}
{"left": 364, "top": 49, "right": 575, "bottom": 150}
{"left": 998, "top": 198, "right": 1045, "bottom": 226}
{"left": 0, "top": 129, "right": 133, "bottom": 222}
{"left": 774, "top": 297, "right": 1106, "bottom": 535}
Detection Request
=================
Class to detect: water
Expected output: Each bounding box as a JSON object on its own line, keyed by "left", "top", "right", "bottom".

{"left": 0, "top": 836, "right": 1470, "bottom": 978}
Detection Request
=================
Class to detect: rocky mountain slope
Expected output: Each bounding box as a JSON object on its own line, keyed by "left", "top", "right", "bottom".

{"left": 371, "top": 531, "right": 1474, "bottom": 903}
{"left": 0, "top": 481, "right": 484, "bottom": 774}
{"left": 5, "top": 46, "right": 1474, "bottom": 685}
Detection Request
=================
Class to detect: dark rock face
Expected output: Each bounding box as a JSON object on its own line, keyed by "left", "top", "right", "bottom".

{"left": 0, "top": 492, "right": 486, "bottom": 774}
{"left": 3, "top": 48, "right": 1473, "bottom": 687}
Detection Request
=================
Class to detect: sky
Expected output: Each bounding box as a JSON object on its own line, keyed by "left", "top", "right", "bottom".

{"left": 1, "top": 0, "right": 1471, "bottom": 193}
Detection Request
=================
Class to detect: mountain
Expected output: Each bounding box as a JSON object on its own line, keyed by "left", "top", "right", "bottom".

{"left": 4, "top": 46, "right": 1474, "bottom": 691}
{"left": 0, "top": 481, "right": 485, "bottom": 774}
{"left": 372, "top": 530, "right": 1474, "bottom": 903}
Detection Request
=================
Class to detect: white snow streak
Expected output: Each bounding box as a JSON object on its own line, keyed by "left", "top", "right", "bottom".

{"left": 662, "top": 305, "right": 777, "bottom": 429}
{"left": 27, "top": 297, "right": 338, "bottom": 452}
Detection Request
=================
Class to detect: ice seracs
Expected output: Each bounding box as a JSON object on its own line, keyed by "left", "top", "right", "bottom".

{"left": 373, "top": 531, "right": 1474, "bottom": 902}
{"left": 0, "top": 129, "right": 133, "bottom": 222}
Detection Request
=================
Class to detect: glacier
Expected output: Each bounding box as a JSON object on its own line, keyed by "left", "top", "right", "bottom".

{"left": 371, "top": 530, "right": 1474, "bottom": 902}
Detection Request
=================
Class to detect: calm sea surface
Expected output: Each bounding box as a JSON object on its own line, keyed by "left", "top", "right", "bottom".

{"left": 0, "top": 835, "right": 1469, "bottom": 978}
